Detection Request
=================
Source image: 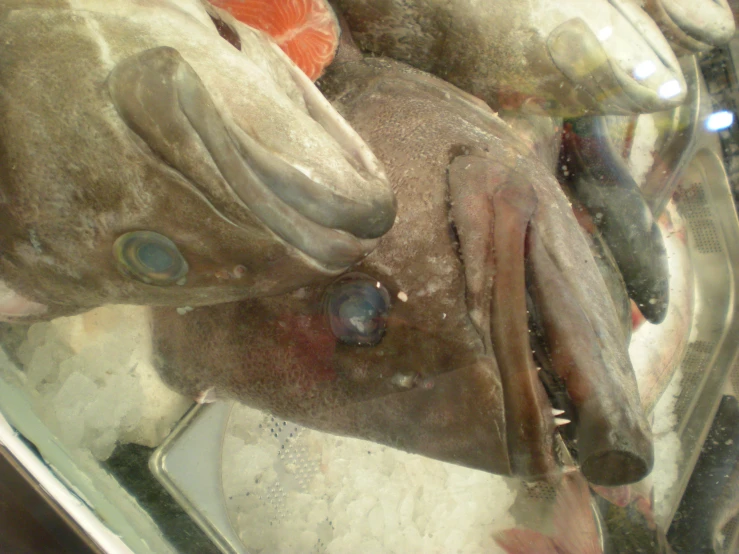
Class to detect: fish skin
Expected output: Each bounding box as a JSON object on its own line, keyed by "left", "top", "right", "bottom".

{"left": 644, "top": 0, "right": 736, "bottom": 54}
{"left": 0, "top": 0, "right": 393, "bottom": 321}
{"left": 630, "top": 203, "right": 693, "bottom": 413}
{"left": 331, "top": 0, "right": 687, "bottom": 116}
{"left": 153, "top": 42, "right": 652, "bottom": 485}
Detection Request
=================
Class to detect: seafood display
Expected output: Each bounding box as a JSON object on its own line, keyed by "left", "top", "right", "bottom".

{"left": 0, "top": 0, "right": 737, "bottom": 552}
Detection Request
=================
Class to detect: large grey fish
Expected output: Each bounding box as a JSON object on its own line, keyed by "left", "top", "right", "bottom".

{"left": 330, "top": 0, "right": 687, "bottom": 116}
{"left": 0, "top": 0, "right": 394, "bottom": 322}
{"left": 153, "top": 36, "right": 653, "bottom": 486}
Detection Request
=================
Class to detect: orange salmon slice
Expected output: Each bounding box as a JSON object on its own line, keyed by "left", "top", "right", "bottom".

{"left": 209, "top": 0, "right": 340, "bottom": 81}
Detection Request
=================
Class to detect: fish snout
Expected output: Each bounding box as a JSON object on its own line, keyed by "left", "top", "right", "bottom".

{"left": 108, "top": 45, "right": 395, "bottom": 274}
{"left": 547, "top": 1, "right": 687, "bottom": 114}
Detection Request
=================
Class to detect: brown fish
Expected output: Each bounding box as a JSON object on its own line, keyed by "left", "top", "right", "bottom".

{"left": 0, "top": 0, "right": 394, "bottom": 322}
{"left": 153, "top": 37, "right": 652, "bottom": 486}
{"left": 330, "top": 0, "right": 687, "bottom": 116}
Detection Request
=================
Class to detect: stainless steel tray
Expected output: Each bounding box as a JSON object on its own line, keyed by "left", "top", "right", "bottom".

{"left": 150, "top": 401, "right": 245, "bottom": 554}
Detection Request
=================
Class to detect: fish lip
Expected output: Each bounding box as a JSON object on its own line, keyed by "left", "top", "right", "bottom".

{"left": 252, "top": 41, "right": 396, "bottom": 240}
{"left": 605, "top": 0, "right": 687, "bottom": 109}
{"left": 657, "top": 0, "right": 736, "bottom": 46}
{"left": 168, "top": 49, "right": 395, "bottom": 271}
{"left": 548, "top": 2, "right": 686, "bottom": 114}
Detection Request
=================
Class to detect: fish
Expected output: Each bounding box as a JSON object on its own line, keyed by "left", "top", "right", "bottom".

{"left": 630, "top": 202, "right": 693, "bottom": 414}
{"left": 560, "top": 116, "right": 670, "bottom": 325}
{"left": 330, "top": 0, "right": 687, "bottom": 116}
{"left": 593, "top": 479, "right": 676, "bottom": 554}
{"left": 644, "top": 0, "right": 736, "bottom": 55}
{"left": 712, "top": 458, "right": 739, "bottom": 554}
{"left": 494, "top": 471, "right": 604, "bottom": 554}
{"left": 208, "top": 0, "right": 339, "bottom": 80}
{"left": 0, "top": 0, "right": 394, "bottom": 322}
{"left": 152, "top": 32, "right": 653, "bottom": 486}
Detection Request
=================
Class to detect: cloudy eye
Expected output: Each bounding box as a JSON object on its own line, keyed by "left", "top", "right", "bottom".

{"left": 324, "top": 274, "right": 391, "bottom": 346}
{"left": 113, "top": 231, "right": 189, "bottom": 285}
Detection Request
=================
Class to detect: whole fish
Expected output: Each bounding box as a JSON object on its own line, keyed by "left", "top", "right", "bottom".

{"left": 330, "top": 0, "right": 687, "bottom": 116}
{"left": 0, "top": 0, "right": 394, "bottom": 322}
{"left": 153, "top": 35, "right": 652, "bottom": 486}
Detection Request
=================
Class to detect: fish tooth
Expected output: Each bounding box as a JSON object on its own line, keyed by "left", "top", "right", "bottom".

{"left": 554, "top": 417, "right": 571, "bottom": 427}
{"left": 552, "top": 408, "right": 566, "bottom": 416}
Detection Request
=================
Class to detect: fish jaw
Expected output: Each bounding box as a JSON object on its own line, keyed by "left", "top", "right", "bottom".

{"left": 0, "top": 0, "right": 395, "bottom": 317}
{"left": 108, "top": 45, "right": 393, "bottom": 271}
{"left": 448, "top": 155, "right": 558, "bottom": 480}
{"left": 524, "top": 164, "right": 654, "bottom": 486}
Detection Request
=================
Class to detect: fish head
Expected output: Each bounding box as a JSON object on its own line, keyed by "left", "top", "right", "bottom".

{"left": 0, "top": 0, "right": 394, "bottom": 321}
{"left": 153, "top": 176, "right": 512, "bottom": 475}
{"left": 155, "top": 54, "right": 653, "bottom": 485}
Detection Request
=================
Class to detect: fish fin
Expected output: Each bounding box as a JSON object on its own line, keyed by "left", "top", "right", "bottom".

{"left": 591, "top": 483, "right": 633, "bottom": 507}
{"left": 494, "top": 528, "right": 561, "bottom": 554}
{"left": 552, "top": 473, "right": 603, "bottom": 554}
{"left": 0, "top": 280, "right": 47, "bottom": 321}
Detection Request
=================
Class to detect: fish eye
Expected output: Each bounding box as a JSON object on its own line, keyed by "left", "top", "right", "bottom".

{"left": 113, "top": 231, "right": 189, "bottom": 285}
{"left": 324, "top": 273, "right": 391, "bottom": 346}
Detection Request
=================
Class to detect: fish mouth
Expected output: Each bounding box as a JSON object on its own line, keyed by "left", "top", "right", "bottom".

{"left": 448, "top": 154, "right": 653, "bottom": 485}
{"left": 109, "top": 46, "right": 395, "bottom": 272}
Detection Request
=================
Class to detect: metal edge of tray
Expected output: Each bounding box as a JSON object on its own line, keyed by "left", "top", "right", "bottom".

{"left": 0, "top": 349, "right": 176, "bottom": 554}
{"left": 659, "top": 72, "right": 739, "bottom": 526}
{"left": 149, "top": 400, "right": 246, "bottom": 554}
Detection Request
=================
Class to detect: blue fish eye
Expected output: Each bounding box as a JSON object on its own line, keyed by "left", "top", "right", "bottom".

{"left": 137, "top": 242, "right": 175, "bottom": 273}
{"left": 113, "top": 231, "right": 188, "bottom": 285}
{"left": 324, "top": 274, "right": 391, "bottom": 346}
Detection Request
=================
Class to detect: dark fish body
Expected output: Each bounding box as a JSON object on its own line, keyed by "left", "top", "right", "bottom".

{"left": 668, "top": 396, "right": 739, "bottom": 553}
{"left": 560, "top": 116, "right": 670, "bottom": 324}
